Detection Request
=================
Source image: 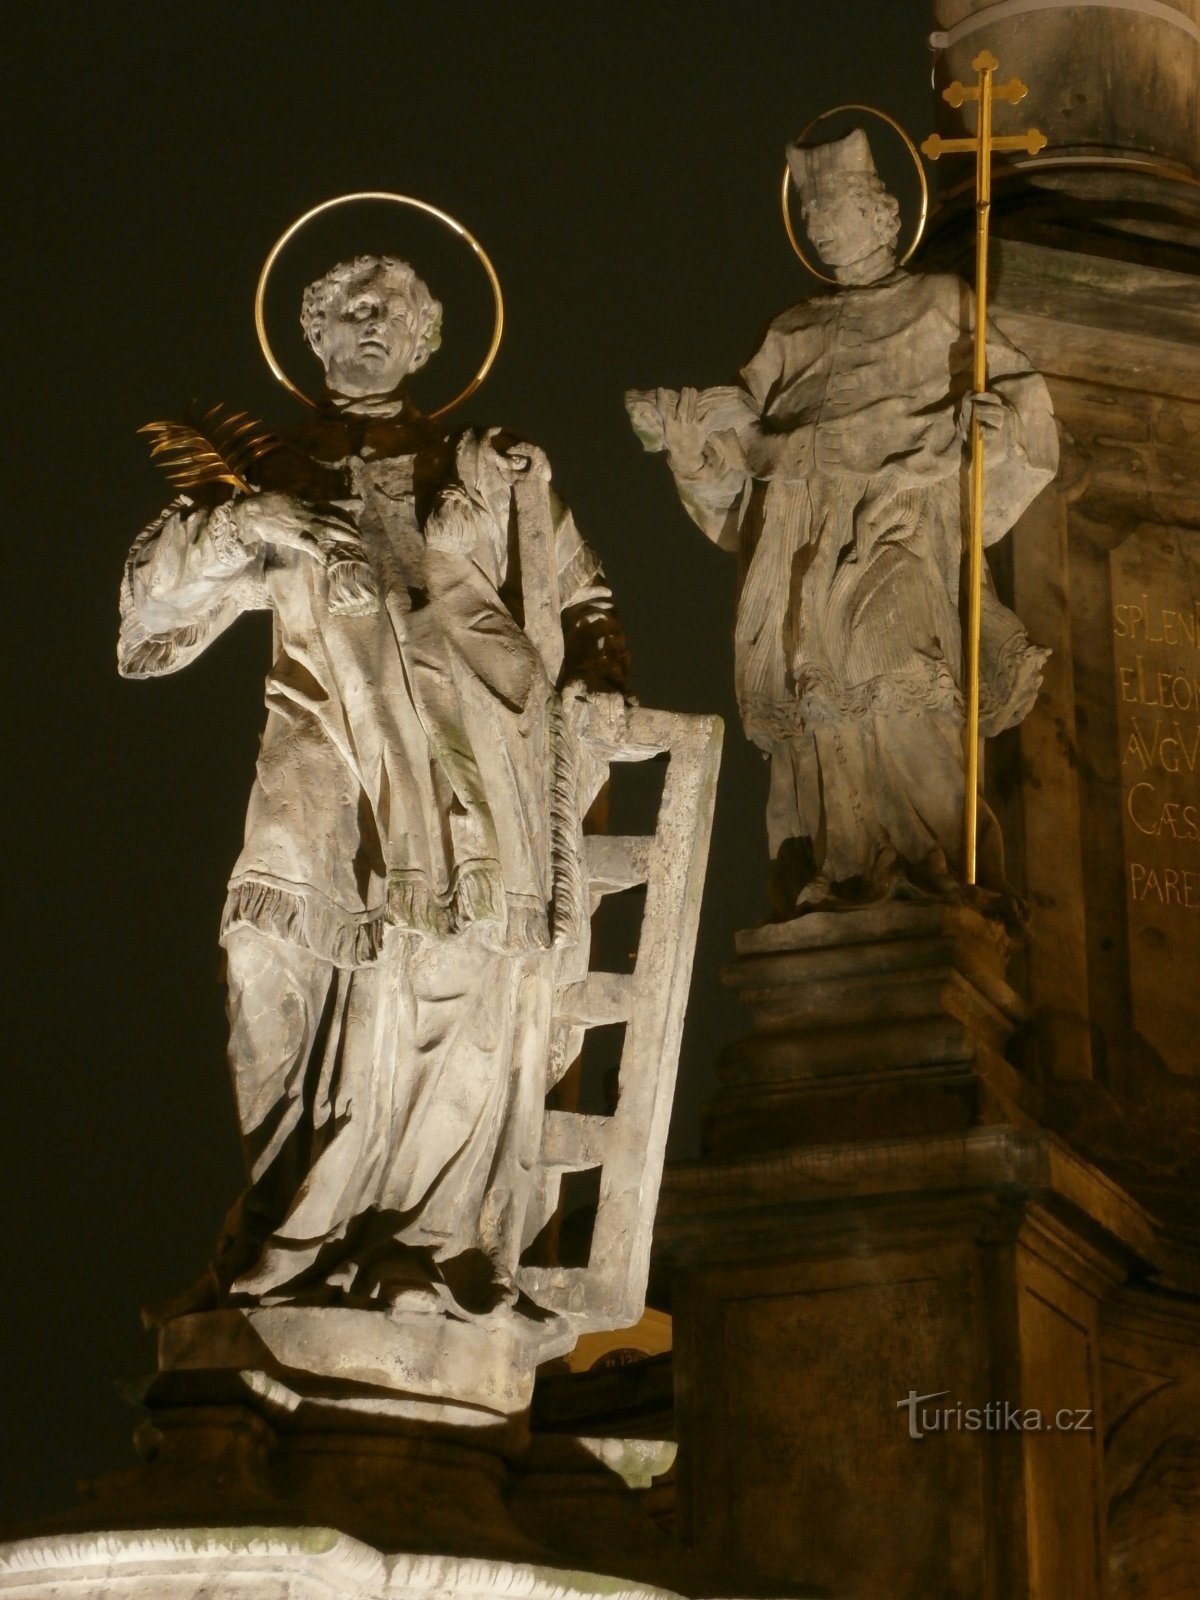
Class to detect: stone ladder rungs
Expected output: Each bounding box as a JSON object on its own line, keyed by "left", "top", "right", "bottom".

{"left": 555, "top": 971, "right": 634, "bottom": 1027}
{"left": 583, "top": 833, "right": 655, "bottom": 894}
{"left": 540, "top": 1109, "right": 611, "bottom": 1170}
{"left": 537, "top": 838, "right": 654, "bottom": 1176}
{"left": 531, "top": 825, "right": 663, "bottom": 1211}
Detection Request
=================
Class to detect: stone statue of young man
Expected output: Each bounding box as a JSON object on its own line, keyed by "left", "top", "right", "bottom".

{"left": 120, "top": 255, "right": 629, "bottom": 1326}
{"left": 628, "top": 129, "right": 1057, "bottom": 913}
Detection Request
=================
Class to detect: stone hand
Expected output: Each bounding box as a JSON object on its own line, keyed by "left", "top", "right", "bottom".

{"left": 562, "top": 680, "right": 632, "bottom": 745}
{"left": 654, "top": 387, "right": 714, "bottom": 476}
{"left": 480, "top": 433, "right": 551, "bottom": 487}
{"left": 233, "top": 491, "right": 379, "bottom": 615}
{"left": 460, "top": 433, "right": 551, "bottom": 530}
{"left": 625, "top": 389, "right": 668, "bottom": 453}
{"left": 233, "top": 491, "right": 360, "bottom": 559}
{"left": 959, "top": 391, "right": 1007, "bottom": 437}
{"left": 626, "top": 387, "right": 706, "bottom": 467}
{"left": 627, "top": 387, "right": 749, "bottom": 477}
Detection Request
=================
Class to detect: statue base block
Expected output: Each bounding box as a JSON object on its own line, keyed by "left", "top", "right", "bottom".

{"left": 659, "top": 907, "right": 1200, "bottom": 1596}
{"left": 157, "top": 1306, "right": 575, "bottom": 1424}
{"left": 706, "top": 903, "right": 1037, "bottom": 1155}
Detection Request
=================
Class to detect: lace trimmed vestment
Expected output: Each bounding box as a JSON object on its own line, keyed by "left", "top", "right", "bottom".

{"left": 118, "top": 410, "right": 627, "bottom": 1308}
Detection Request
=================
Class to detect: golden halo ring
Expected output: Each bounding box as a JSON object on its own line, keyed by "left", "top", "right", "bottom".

{"left": 781, "top": 104, "right": 929, "bottom": 286}
{"left": 254, "top": 191, "right": 505, "bottom": 418}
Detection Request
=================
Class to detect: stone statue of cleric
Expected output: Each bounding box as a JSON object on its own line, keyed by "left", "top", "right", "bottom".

{"left": 118, "top": 251, "right": 660, "bottom": 1408}
{"left": 628, "top": 129, "right": 1057, "bottom": 914}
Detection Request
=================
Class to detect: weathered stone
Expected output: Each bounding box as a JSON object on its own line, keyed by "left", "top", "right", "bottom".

{"left": 2, "top": 1369, "right": 695, "bottom": 1590}
{"left": 627, "top": 128, "right": 1056, "bottom": 913}
{"left": 659, "top": 1121, "right": 1188, "bottom": 1600}
{"left": 1109, "top": 525, "right": 1200, "bottom": 1077}
{"left": 118, "top": 252, "right": 722, "bottom": 1412}
{"left": 954, "top": 236, "right": 1200, "bottom": 1214}
{"left": 706, "top": 903, "right": 1034, "bottom": 1155}
{"left": 931, "top": 0, "right": 1200, "bottom": 186}
{"left": 1102, "top": 1286, "right": 1200, "bottom": 1600}
{"left": 646, "top": 8, "right": 1200, "bottom": 1595}
{"left": 156, "top": 1304, "right": 573, "bottom": 1420}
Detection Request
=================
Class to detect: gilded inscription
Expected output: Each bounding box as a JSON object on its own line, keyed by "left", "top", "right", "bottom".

{"left": 1110, "top": 530, "right": 1200, "bottom": 1074}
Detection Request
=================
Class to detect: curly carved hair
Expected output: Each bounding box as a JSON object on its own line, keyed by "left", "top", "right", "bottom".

{"left": 839, "top": 176, "right": 902, "bottom": 254}
{"left": 300, "top": 255, "right": 443, "bottom": 364}
{"left": 870, "top": 184, "right": 903, "bottom": 253}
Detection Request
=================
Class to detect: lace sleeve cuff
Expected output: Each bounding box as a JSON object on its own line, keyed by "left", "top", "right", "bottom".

{"left": 206, "top": 499, "right": 249, "bottom": 567}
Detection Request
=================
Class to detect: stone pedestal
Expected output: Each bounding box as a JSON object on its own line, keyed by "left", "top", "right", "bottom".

{"left": 923, "top": 5, "right": 1200, "bottom": 1215}
{"left": 643, "top": 9, "right": 1194, "bottom": 1590}
{"left": 2, "top": 1298, "right": 692, "bottom": 1592}
{"left": 15, "top": 1383, "right": 542, "bottom": 1567}
{"left": 661, "top": 1123, "right": 1169, "bottom": 1600}
{"left": 659, "top": 904, "right": 1200, "bottom": 1599}
{"left": 0, "top": 1376, "right": 697, "bottom": 1597}
{"left": 963, "top": 237, "right": 1200, "bottom": 1235}
{"left": 155, "top": 1303, "right": 573, "bottom": 1424}
{"left": 705, "top": 905, "right": 1035, "bottom": 1156}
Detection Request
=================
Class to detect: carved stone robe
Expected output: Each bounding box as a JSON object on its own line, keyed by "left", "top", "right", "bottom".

{"left": 119, "top": 410, "right": 623, "bottom": 1310}
{"left": 669, "top": 268, "right": 1057, "bottom": 902}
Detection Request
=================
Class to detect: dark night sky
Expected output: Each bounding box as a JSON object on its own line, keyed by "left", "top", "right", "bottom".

{"left": 3, "top": 0, "right": 934, "bottom": 1524}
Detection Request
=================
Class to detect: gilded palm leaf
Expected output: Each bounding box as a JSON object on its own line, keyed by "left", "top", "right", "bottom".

{"left": 139, "top": 402, "right": 280, "bottom": 494}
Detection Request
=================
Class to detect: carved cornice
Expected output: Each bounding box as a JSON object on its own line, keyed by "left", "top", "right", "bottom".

{"left": 660, "top": 1127, "right": 1163, "bottom": 1277}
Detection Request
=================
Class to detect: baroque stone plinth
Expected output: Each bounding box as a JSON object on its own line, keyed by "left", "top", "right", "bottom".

{"left": 705, "top": 903, "right": 1035, "bottom": 1156}
{"left": 661, "top": 904, "right": 1200, "bottom": 1597}
{"left": 660, "top": 1124, "right": 1172, "bottom": 1600}
{"left": 5, "top": 1385, "right": 694, "bottom": 1593}
{"left": 33, "top": 1395, "right": 543, "bottom": 1568}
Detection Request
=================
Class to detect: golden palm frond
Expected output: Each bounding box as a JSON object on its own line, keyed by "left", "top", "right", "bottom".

{"left": 139, "top": 402, "right": 280, "bottom": 493}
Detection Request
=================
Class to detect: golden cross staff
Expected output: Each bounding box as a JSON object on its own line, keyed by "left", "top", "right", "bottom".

{"left": 922, "top": 51, "right": 1046, "bottom": 885}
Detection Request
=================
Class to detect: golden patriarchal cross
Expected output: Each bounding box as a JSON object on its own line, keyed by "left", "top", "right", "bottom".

{"left": 921, "top": 50, "right": 1046, "bottom": 886}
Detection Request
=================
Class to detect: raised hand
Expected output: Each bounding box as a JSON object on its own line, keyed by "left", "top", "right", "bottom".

{"left": 625, "top": 387, "right": 713, "bottom": 475}
{"left": 626, "top": 385, "right": 755, "bottom": 477}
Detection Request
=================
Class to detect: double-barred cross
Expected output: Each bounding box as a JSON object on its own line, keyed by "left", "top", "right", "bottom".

{"left": 921, "top": 50, "right": 1046, "bottom": 886}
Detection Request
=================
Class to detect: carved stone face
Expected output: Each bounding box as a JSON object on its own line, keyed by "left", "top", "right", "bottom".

{"left": 308, "top": 264, "right": 430, "bottom": 398}
{"left": 801, "top": 180, "right": 892, "bottom": 269}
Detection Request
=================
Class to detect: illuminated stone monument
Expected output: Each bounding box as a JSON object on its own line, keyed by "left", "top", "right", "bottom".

{"left": 629, "top": 10, "right": 1200, "bottom": 1598}
{"left": 0, "top": 203, "right": 722, "bottom": 1597}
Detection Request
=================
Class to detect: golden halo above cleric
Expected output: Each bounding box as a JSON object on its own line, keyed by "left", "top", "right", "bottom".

{"left": 781, "top": 104, "right": 929, "bottom": 286}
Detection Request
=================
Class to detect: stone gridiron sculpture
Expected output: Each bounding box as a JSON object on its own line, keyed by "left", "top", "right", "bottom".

{"left": 120, "top": 254, "right": 633, "bottom": 1334}
{"left": 628, "top": 129, "right": 1057, "bottom": 913}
